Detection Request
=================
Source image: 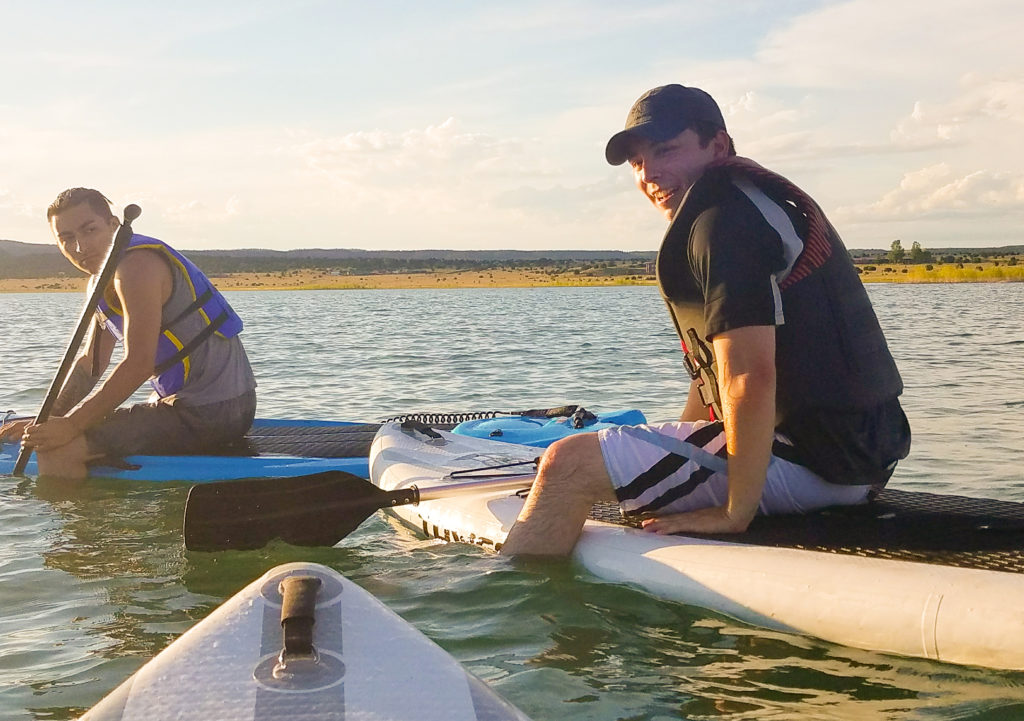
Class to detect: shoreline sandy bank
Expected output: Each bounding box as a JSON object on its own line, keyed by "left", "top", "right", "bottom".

{"left": 0, "top": 268, "right": 656, "bottom": 293}
{"left": 1, "top": 264, "right": 1021, "bottom": 294}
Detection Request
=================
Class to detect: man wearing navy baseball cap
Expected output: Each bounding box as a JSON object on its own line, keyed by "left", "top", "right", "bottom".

{"left": 502, "top": 84, "right": 910, "bottom": 555}
{"left": 605, "top": 84, "right": 731, "bottom": 167}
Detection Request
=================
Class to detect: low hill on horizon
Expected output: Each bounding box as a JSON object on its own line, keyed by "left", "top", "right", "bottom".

{"left": 0, "top": 238, "right": 661, "bottom": 279}
{"left": 2, "top": 238, "right": 1022, "bottom": 280}
{"left": 0, "top": 239, "right": 661, "bottom": 260}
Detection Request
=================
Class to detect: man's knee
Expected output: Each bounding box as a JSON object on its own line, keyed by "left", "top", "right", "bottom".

{"left": 537, "top": 433, "right": 612, "bottom": 498}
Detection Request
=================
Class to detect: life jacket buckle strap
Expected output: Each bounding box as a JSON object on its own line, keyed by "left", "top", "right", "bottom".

{"left": 681, "top": 328, "right": 723, "bottom": 420}
{"left": 152, "top": 311, "right": 231, "bottom": 377}
{"left": 681, "top": 328, "right": 712, "bottom": 380}
{"left": 161, "top": 288, "right": 214, "bottom": 332}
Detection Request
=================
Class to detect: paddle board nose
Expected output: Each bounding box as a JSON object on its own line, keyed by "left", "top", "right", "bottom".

{"left": 82, "top": 562, "right": 532, "bottom": 720}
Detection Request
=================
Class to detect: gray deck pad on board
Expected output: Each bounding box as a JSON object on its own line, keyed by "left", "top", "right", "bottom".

{"left": 238, "top": 423, "right": 383, "bottom": 457}
{"left": 232, "top": 421, "right": 461, "bottom": 458}
{"left": 588, "top": 489, "right": 1024, "bottom": 574}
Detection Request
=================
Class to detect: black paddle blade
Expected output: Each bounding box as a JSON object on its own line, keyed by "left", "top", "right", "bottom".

{"left": 183, "top": 471, "right": 415, "bottom": 552}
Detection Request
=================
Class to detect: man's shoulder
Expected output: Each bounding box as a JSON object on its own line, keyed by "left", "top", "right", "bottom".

{"left": 692, "top": 169, "right": 771, "bottom": 221}
{"left": 115, "top": 246, "right": 174, "bottom": 286}
{"left": 689, "top": 178, "right": 778, "bottom": 249}
{"left": 688, "top": 167, "right": 742, "bottom": 209}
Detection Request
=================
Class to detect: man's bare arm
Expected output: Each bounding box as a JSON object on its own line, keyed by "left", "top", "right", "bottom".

{"left": 65, "top": 251, "right": 169, "bottom": 432}
{"left": 644, "top": 325, "right": 777, "bottom": 534}
{"left": 713, "top": 325, "right": 776, "bottom": 527}
{"left": 50, "top": 319, "right": 115, "bottom": 416}
{"left": 26, "top": 251, "right": 171, "bottom": 453}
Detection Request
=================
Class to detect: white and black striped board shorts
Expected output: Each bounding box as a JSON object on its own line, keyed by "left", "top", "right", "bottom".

{"left": 597, "top": 421, "right": 871, "bottom": 518}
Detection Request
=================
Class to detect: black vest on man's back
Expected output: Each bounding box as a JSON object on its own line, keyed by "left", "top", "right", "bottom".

{"left": 657, "top": 168, "right": 909, "bottom": 485}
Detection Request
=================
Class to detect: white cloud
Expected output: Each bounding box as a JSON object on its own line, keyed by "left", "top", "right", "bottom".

{"left": 2, "top": 0, "right": 1022, "bottom": 251}
{"left": 0, "top": 189, "right": 34, "bottom": 223}
{"left": 163, "top": 195, "right": 244, "bottom": 224}
{"left": 753, "top": 0, "right": 1022, "bottom": 87}
{"left": 835, "top": 163, "right": 1024, "bottom": 223}
{"left": 287, "top": 118, "right": 555, "bottom": 215}
{"left": 891, "top": 76, "right": 1024, "bottom": 149}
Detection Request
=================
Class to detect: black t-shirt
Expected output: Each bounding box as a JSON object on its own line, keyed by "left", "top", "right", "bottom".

{"left": 689, "top": 184, "right": 794, "bottom": 338}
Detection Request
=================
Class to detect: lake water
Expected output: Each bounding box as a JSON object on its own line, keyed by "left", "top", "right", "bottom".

{"left": 1, "top": 283, "right": 1023, "bottom": 720}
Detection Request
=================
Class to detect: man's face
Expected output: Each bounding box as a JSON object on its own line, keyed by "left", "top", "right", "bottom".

{"left": 50, "top": 203, "right": 119, "bottom": 275}
{"left": 626, "top": 128, "right": 723, "bottom": 221}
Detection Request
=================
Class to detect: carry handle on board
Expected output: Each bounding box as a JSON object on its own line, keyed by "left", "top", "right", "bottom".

{"left": 13, "top": 204, "right": 142, "bottom": 476}
{"left": 278, "top": 575, "right": 321, "bottom": 668}
{"left": 183, "top": 470, "right": 535, "bottom": 552}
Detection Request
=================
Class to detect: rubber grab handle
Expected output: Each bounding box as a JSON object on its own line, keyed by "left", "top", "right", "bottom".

{"left": 279, "top": 575, "right": 322, "bottom": 659}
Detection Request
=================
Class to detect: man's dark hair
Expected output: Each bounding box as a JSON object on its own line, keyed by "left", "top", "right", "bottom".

{"left": 692, "top": 121, "right": 737, "bottom": 156}
{"left": 47, "top": 188, "right": 115, "bottom": 221}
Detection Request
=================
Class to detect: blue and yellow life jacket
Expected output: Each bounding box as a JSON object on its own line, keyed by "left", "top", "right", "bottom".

{"left": 95, "top": 234, "right": 243, "bottom": 397}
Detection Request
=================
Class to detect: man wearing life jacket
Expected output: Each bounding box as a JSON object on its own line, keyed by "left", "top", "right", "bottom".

{"left": 1, "top": 188, "right": 257, "bottom": 480}
{"left": 502, "top": 84, "right": 910, "bottom": 555}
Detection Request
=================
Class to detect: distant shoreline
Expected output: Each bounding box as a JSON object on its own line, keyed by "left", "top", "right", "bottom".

{"left": 1, "top": 263, "right": 1021, "bottom": 294}
{"left": 0, "top": 268, "right": 656, "bottom": 294}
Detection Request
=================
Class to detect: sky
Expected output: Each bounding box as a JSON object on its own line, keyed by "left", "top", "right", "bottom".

{"left": 1, "top": 0, "right": 1021, "bottom": 252}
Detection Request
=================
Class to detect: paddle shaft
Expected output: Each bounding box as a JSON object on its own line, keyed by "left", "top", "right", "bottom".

{"left": 417, "top": 474, "right": 534, "bottom": 501}
{"left": 13, "top": 204, "right": 141, "bottom": 476}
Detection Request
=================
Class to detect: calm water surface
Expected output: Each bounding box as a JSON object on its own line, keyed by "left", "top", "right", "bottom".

{"left": 1, "top": 284, "right": 1023, "bottom": 720}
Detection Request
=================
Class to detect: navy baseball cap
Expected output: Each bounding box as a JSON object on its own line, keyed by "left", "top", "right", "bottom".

{"left": 605, "top": 84, "right": 726, "bottom": 166}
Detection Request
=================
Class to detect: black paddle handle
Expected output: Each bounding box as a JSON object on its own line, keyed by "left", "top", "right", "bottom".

{"left": 13, "top": 204, "right": 141, "bottom": 476}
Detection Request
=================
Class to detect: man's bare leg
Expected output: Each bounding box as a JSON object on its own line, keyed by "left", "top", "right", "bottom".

{"left": 36, "top": 435, "right": 94, "bottom": 481}
{"left": 500, "top": 433, "right": 617, "bottom": 556}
